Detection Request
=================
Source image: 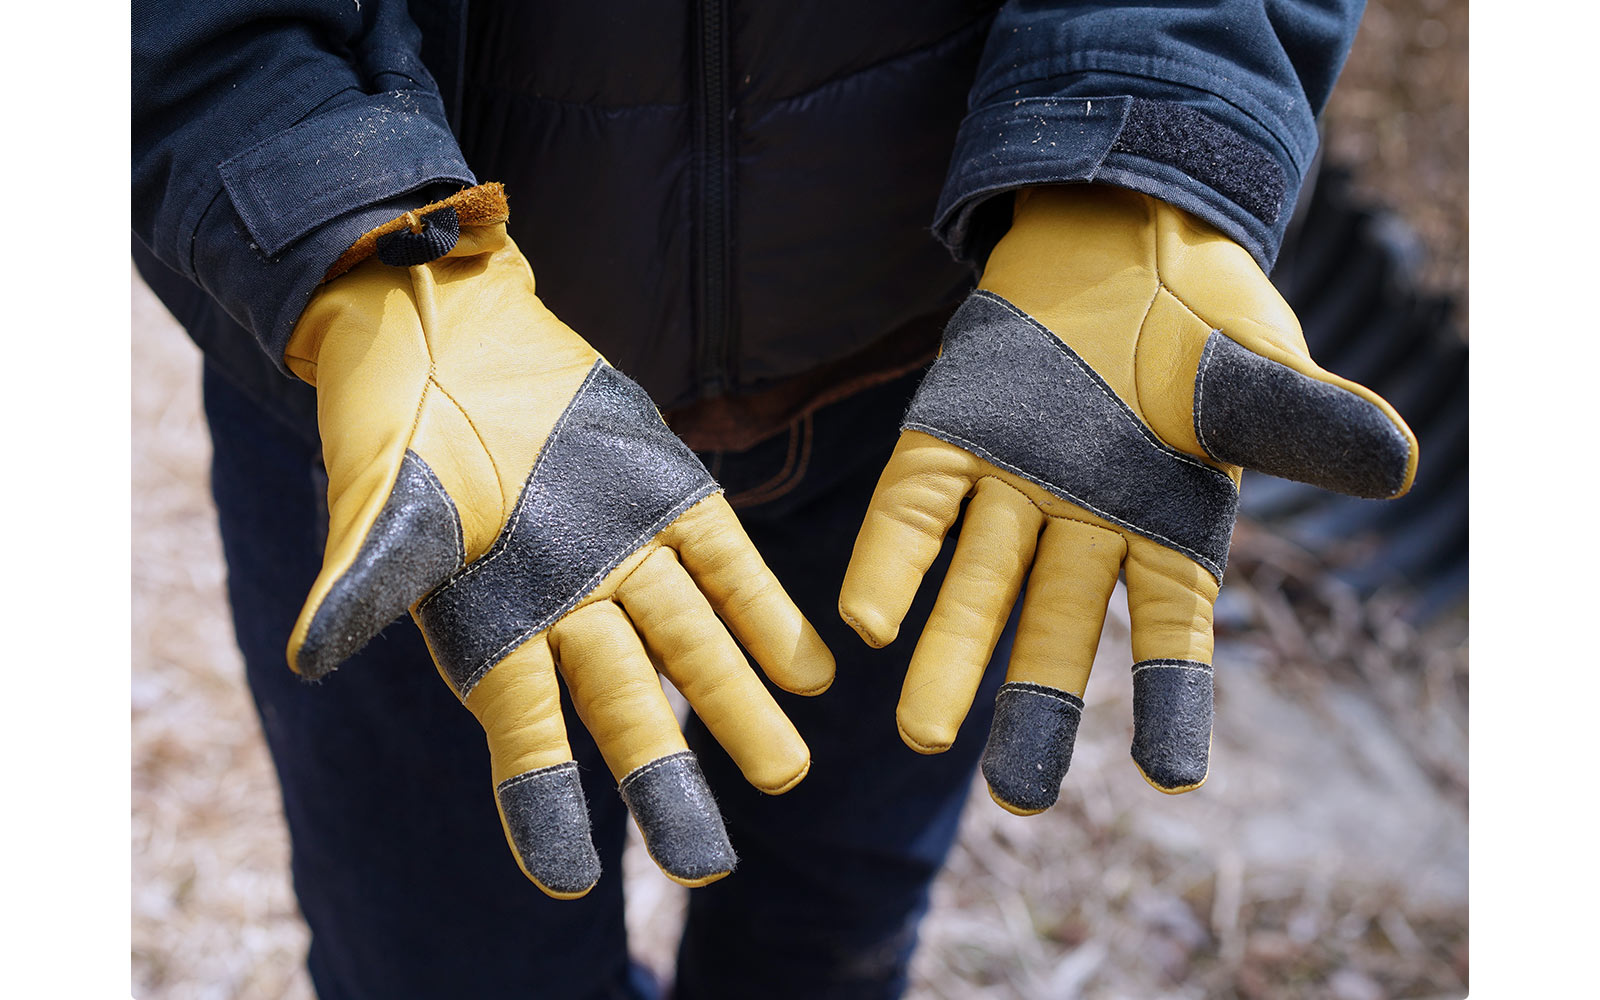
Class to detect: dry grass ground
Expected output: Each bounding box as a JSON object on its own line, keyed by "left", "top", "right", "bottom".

{"left": 132, "top": 3, "right": 1467, "bottom": 996}
{"left": 132, "top": 275, "right": 315, "bottom": 1000}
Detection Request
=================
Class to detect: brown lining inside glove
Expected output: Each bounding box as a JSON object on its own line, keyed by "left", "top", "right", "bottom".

{"left": 323, "top": 182, "right": 510, "bottom": 282}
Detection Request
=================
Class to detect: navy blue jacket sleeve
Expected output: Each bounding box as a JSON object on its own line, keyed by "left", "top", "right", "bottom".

{"left": 934, "top": 0, "right": 1365, "bottom": 271}
{"left": 132, "top": 1, "right": 476, "bottom": 369}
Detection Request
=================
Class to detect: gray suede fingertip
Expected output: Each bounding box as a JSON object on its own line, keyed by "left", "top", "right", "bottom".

{"left": 618, "top": 751, "right": 736, "bottom": 884}
{"left": 496, "top": 761, "right": 602, "bottom": 896}
{"left": 1130, "top": 659, "right": 1214, "bottom": 790}
{"left": 981, "top": 682, "right": 1085, "bottom": 813}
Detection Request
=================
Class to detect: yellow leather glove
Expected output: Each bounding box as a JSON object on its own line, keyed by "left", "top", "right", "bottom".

{"left": 283, "top": 194, "right": 834, "bottom": 897}
{"left": 840, "top": 184, "right": 1417, "bottom": 812}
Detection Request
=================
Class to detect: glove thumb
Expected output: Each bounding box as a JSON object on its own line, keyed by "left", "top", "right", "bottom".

{"left": 288, "top": 449, "right": 464, "bottom": 679}
{"left": 1192, "top": 333, "right": 1418, "bottom": 499}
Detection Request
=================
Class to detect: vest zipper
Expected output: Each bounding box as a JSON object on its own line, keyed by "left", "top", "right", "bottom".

{"left": 694, "top": 0, "right": 733, "bottom": 397}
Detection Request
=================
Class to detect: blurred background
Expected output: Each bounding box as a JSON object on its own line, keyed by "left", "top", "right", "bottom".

{"left": 131, "top": 2, "right": 1467, "bottom": 997}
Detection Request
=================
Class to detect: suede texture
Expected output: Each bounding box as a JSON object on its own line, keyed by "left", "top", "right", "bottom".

{"left": 1195, "top": 332, "right": 1411, "bottom": 499}
{"left": 1129, "top": 659, "right": 1214, "bottom": 790}
{"left": 495, "top": 761, "right": 602, "bottom": 897}
{"left": 980, "top": 682, "right": 1084, "bottom": 813}
{"left": 903, "top": 291, "right": 1238, "bottom": 579}
{"left": 617, "top": 751, "right": 736, "bottom": 885}
{"left": 1111, "top": 99, "right": 1287, "bottom": 227}
{"left": 416, "top": 361, "right": 717, "bottom": 697}
{"left": 299, "top": 450, "right": 462, "bottom": 679}
{"left": 374, "top": 205, "right": 460, "bottom": 267}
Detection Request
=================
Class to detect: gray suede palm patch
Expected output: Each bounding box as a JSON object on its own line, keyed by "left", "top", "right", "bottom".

{"left": 417, "top": 361, "right": 718, "bottom": 697}
{"left": 904, "top": 291, "right": 1238, "bottom": 579}
{"left": 298, "top": 449, "right": 464, "bottom": 679}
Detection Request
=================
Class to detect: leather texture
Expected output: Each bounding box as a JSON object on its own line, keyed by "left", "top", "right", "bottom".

{"left": 840, "top": 184, "right": 1417, "bottom": 811}
{"left": 284, "top": 220, "right": 834, "bottom": 897}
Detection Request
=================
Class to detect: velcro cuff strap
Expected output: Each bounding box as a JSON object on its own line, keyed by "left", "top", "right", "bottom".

{"left": 1110, "top": 98, "right": 1286, "bottom": 226}
{"left": 219, "top": 90, "right": 474, "bottom": 258}
{"left": 934, "top": 96, "right": 1290, "bottom": 270}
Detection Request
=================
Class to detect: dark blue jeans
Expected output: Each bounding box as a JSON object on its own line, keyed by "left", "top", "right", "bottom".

{"left": 204, "top": 363, "right": 1012, "bottom": 1000}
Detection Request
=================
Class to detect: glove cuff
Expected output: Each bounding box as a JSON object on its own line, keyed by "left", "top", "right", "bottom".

{"left": 286, "top": 183, "right": 514, "bottom": 382}
{"left": 322, "top": 181, "right": 511, "bottom": 283}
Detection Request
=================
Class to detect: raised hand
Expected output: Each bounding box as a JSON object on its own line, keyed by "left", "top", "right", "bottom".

{"left": 840, "top": 184, "right": 1415, "bottom": 812}
{"left": 286, "top": 192, "right": 834, "bottom": 895}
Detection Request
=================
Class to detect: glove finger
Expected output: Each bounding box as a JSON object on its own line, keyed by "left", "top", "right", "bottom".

{"left": 664, "top": 493, "right": 835, "bottom": 696}
{"left": 839, "top": 430, "right": 978, "bottom": 648}
{"left": 897, "top": 477, "right": 1042, "bottom": 754}
{"left": 551, "top": 600, "right": 736, "bottom": 887}
{"left": 1122, "top": 536, "right": 1220, "bottom": 794}
{"left": 461, "top": 636, "right": 600, "bottom": 898}
{"left": 981, "top": 517, "right": 1126, "bottom": 815}
{"left": 616, "top": 547, "right": 811, "bottom": 795}
{"left": 1193, "top": 332, "right": 1418, "bottom": 499}
{"left": 289, "top": 446, "right": 464, "bottom": 679}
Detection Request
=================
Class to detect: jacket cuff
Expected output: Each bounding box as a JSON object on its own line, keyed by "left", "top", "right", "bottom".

{"left": 192, "top": 89, "right": 476, "bottom": 372}
{"left": 934, "top": 95, "right": 1296, "bottom": 273}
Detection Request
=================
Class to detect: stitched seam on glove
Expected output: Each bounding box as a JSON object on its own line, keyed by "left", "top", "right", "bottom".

{"left": 1193, "top": 327, "right": 1224, "bottom": 460}
{"left": 415, "top": 360, "right": 721, "bottom": 697}
{"left": 419, "top": 363, "right": 611, "bottom": 605}
{"left": 457, "top": 486, "right": 715, "bottom": 697}
{"left": 1131, "top": 659, "right": 1213, "bottom": 674}
{"left": 1128, "top": 277, "right": 1164, "bottom": 419}
{"left": 425, "top": 373, "right": 508, "bottom": 528}
{"left": 905, "top": 422, "right": 1223, "bottom": 578}
{"left": 973, "top": 473, "right": 1128, "bottom": 534}
{"left": 975, "top": 291, "right": 1229, "bottom": 481}
{"left": 619, "top": 750, "right": 697, "bottom": 792}
{"left": 406, "top": 445, "right": 465, "bottom": 569}
{"left": 496, "top": 759, "right": 581, "bottom": 794}
{"left": 996, "top": 682, "right": 1085, "bottom": 713}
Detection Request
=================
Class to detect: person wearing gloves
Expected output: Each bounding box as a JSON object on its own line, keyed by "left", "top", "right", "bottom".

{"left": 132, "top": 2, "right": 1415, "bottom": 998}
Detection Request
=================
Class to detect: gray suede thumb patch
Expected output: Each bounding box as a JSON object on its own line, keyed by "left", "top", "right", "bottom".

{"left": 1194, "top": 332, "right": 1411, "bottom": 499}
{"left": 297, "top": 450, "right": 464, "bottom": 679}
